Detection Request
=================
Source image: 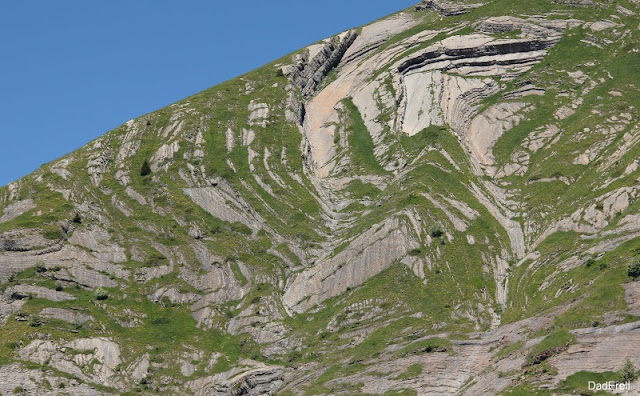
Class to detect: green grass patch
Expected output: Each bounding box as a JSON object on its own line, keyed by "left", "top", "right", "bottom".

{"left": 395, "top": 338, "right": 451, "bottom": 358}
{"left": 557, "top": 370, "right": 631, "bottom": 395}
{"left": 395, "top": 363, "right": 423, "bottom": 380}
{"left": 526, "top": 329, "right": 575, "bottom": 365}
{"left": 343, "top": 179, "right": 381, "bottom": 200}
{"left": 495, "top": 340, "right": 525, "bottom": 360}
{"left": 343, "top": 98, "right": 388, "bottom": 175}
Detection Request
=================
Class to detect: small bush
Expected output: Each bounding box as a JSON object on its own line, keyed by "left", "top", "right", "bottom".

{"left": 72, "top": 213, "right": 82, "bottom": 224}
{"left": 620, "top": 359, "right": 637, "bottom": 382}
{"left": 35, "top": 262, "right": 47, "bottom": 273}
{"left": 145, "top": 252, "right": 167, "bottom": 267}
{"left": 6, "top": 342, "right": 20, "bottom": 350}
{"left": 94, "top": 287, "right": 109, "bottom": 301}
{"left": 150, "top": 317, "right": 170, "bottom": 325}
{"left": 628, "top": 260, "right": 640, "bottom": 278}
{"left": 230, "top": 222, "right": 252, "bottom": 235}
{"left": 430, "top": 228, "right": 444, "bottom": 238}
{"left": 395, "top": 363, "right": 423, "bottom": 380}
{"left": 42, "top": 225, "right": 64, "bottom": 240}
{"left": 29, "top": 316, "right": 42, "bottom": 327}
{"left": 408, "top": 248, "right": 422, "bottom": 256}
{"left": 140, "top": 160, "right": 152, "bottom": 177}
{"left": 395, "top": 338, "right": 451, "bottom": 358}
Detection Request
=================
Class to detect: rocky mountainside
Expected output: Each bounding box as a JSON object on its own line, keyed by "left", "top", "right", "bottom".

{"left": 1, "top": 0, "right": 640, "bottom": 394}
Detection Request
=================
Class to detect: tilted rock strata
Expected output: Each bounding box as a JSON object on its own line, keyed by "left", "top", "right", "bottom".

{"left": 0, "top": 1, "right": 639, "bottom": 394}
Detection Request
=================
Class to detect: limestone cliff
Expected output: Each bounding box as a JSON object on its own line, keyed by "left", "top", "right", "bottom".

{"left": 1, "top": 0, "right": 640, "bottom": 394}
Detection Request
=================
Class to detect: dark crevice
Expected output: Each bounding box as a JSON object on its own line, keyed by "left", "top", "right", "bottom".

{"left": 397, "top": 38, "right": 557, "bottom": 74}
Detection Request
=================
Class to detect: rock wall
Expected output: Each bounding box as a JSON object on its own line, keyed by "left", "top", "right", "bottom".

{"left": 283, "top": 216, "right": 419, "bottom": 313}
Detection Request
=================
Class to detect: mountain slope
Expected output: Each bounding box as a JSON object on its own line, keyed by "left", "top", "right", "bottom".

{"left": 1, "top": 0, "right": 640, "bottom": 394}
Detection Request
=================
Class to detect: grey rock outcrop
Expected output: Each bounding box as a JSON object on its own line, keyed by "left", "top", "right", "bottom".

{"left": 86, "top": 140, "right": 113, "bottom": 187}
{"left": 281, "top": 30, "right": 358, "bottom": 124}
{"left": 0, "top": 199, "right": 35, "bottom": 223}
{"left": 415, "top": 0, "right": 483, "bottom": 16}
{"left": 40, "top": 307, "right": 93, "bottom": 325}
{"left": 5, "top": 285, "right": 76, "bottom": 302}
{"left": 283, "top": 216, "right": 419, "bottom": 313}
{"left": 1, "top": 3, "right": 638, "bottom": 395}
{"left": 20, "top": 337, "right": 124, "bottom": 390}
{"left": 1, "top": 228, "right": 63, "bottom": 253}
{"left": 0, "top": 363, "right": 112, "bottom": 395}
{"left": 284, "top": 30, "right": 358, "bottom": 98}
{"left": 0, "top": 293, "right": 25, "bottom": 325}
{"left": 187, "top": 361, "right": 284, "bottom": 396}
{"left": 551, "top": 0, "right": 594, "bottom": 6}
{"left": 184, "top": 183, "right": 265, "bottom": 233}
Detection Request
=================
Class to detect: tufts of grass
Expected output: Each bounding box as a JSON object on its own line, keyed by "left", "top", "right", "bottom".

{"left": 395, "top": 363, "right": 423, "bottom": 380}
{"left": 394, "top": 338, "right": 451, "bottom": 358}
{"left": 343, "top": 98, "right": 388, "bottom": 176}
{"left": 525, "top": 329, "right": 575, "bottom": 366}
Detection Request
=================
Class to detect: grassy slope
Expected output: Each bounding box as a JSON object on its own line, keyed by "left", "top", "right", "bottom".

{"left": 0, "top": 0, "right": 638, "bottom": 394}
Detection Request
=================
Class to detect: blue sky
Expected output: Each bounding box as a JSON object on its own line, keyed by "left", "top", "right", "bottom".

{"left": 0, "top": 0, "right": 417, "bottom": 187}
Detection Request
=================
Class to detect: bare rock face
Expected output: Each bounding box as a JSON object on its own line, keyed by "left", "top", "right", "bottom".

{"left": 1, "top": 2, "right": 640, "bottom": 395}
{"left": 415, "top": 0, "right": 483, "bottom": 16}
{"left": 284, "top": 30, "right": 359, "bottom": 98}
{"left": 551, "top": 0, "right": 595, "bottom": 6}
{"left": 151, "top": 140, "right": 180, "bottom": 172}
{"left": 184, "top": 183, "right": 265, "bottom": 233}
{"left": 187, "top": 360, "right": 284, "bottom": 396}
{"left": 297, "top": 13, "right": 569, "bottom": 178}
{"left": 20, "top": 337, "right": 124, "bottom": 390}
{"left": 0, "top": 199, "right": 35, "bottom": 223}
{"left": 40, "top": 307, "right": 93, "bottom": 325}
{"left": 5, "top": 285, "right": 76, "bottom": 302}
{"left": 284, "top": 216, "right": 419, "bottom": 313}
{"left": 466, "top": 101, "right": 529, "bottom": 173}
{"left": 342, "top": 14, "right": 418, "bottom": 65}
{"left": 393, "top": 31, "right": 558, "bottom": 173}
{"left": 248, "top": 101, "right": 270, "bottom": 127}
{"left": 0, "top": 293, "right": 25, "bottom": 325}
{"left": 69, "top": 226, "right": 127, "bottom": 263}
{"left": 0, "top": 363, "right": 111, "bottom": 395}
{"left": 549, "top": 323, "right": 640, "bottom": 383}
{"left": 0, "top": 228, "right": 63, "bottom": 253}
{"left": 52, "top": 266, "right": 119, "bottom": 289}
{"left": 86, "top": 140, "right": 113, "bottom": 187}
{"left": 399, "top": 70, "right": 500, "bottom": 137}
{"left": 625, "top": 281, "right": 640, "bottom": 311}
{"left": 184, "top": 261, "right": 252, "bottom": 328}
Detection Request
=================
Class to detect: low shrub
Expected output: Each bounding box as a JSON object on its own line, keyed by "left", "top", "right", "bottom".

{"left": 628, "top": 260, "right": 640, "bottom": 278}
{"left": 94, "top": 287, "right": 109, "bottom": 301}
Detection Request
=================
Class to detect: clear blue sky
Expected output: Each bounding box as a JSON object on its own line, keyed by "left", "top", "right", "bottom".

{"left": 0, "top": 1, "right": 417, "bottom": 187}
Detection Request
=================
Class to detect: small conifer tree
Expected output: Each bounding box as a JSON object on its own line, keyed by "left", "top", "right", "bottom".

{"left": 140, "top": 160, "right": 152, "bottom": 176}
